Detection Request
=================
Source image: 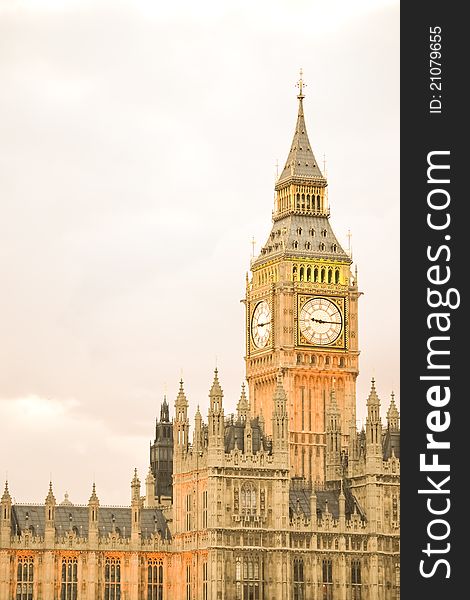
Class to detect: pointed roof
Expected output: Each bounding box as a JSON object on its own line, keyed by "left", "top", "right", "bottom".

{"left": 237, "top": 382, "right": 249, "bottom": 417}
{"left": 366, "top": 377, "right": 380, "bottom": 406}
{"left": 160, "top": 395, "right": 170, "bottom": 422}
{"left": 209, "top": 368, "right": 223, "bottom": 397}
{"left": 88, "top": 482, "right": 99, "bottom": 505}
{"left": 175, "top": 379, "right": 188, "bottom": 407}
{"left": 45, "top": 481, "right": 56, "bottom": 505}
{"left": 276, "top": 79, "right": 326, "bottom": 187}
{"left": 145, "top": 467, "right": 155, "bottom": 484}
{"left": 131, "top": 468, "right": 140, "bottom": 487}
{"left": 387, "top": 392, "right": 400, "bottom": 429}
{"left": 1, "top": 481, "right": 11, "bottom": 503}
{"left": 253, "top": 72, "right": 350, "bottom": 270}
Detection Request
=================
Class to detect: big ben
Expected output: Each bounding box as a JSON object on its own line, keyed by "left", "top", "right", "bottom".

{"left": 245, "top": 74, "right": 360, "bottom": 482}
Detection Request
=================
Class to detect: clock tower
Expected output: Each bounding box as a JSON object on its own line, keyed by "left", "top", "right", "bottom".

{"left": 245, "top": 76, "right": 360, "bottom": 482}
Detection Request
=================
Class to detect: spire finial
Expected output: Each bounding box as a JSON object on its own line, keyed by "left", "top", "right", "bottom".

{"left": 251, "top": 236, "right": 256, "bottom": 258}
{"left": 296, "top": 68, "right": 306, "bottom": 100}
{"left": 347, "top": 229, "right": 353, "bottom": 259}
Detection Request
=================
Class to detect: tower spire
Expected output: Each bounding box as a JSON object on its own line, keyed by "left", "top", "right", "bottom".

{"left": 276, "top": 70, "right": 325, "bottom": 188}
{"left": 174, "top": 378, "right": 190, "bottom": 450}
{"left": 1, "top": 481, "right": 11, "bottom": 503}
{"left": 366, "top": 378, "right": 383, "bottom": 460}
{"left": 237, "top": 382, "right": 249, "bottom": 421}
{"left": 387, "top": 392, "right": 400, "bottom": 431}
{"left": 208, "top": 369, "right": 225, "bottom": 448}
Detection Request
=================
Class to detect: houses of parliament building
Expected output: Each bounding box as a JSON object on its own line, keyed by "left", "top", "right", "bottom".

{"left": 0, "top": 79, "right": 400, "bottom": 599}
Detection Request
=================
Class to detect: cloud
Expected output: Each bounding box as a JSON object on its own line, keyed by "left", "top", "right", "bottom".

{"left": 0, "top": 395, "right": 149, "bottom": 505}
{"left": 0, "top": 0, "right": 400, "bottom": 504}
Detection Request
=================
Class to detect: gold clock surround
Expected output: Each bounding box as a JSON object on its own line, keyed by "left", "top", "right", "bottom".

{"left": 296, "top": 294, "right": 347, "bottom": 349}
{"left": 250, "top": 299, "right": 273, "bottom": 351}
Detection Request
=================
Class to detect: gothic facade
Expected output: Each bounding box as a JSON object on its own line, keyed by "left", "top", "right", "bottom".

{"left": 0, "top": 81, "right": 400, "bottom": 599}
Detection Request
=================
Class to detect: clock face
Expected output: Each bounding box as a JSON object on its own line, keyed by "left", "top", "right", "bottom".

{"left": 299, "top": 297, "right": 342, "bottom": 345}
{"left": 251, "top": 300, "right": 272, "bottom": 349}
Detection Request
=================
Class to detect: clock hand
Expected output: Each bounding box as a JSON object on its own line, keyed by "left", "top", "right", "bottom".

{"left": 311, "top": 317, "right": 341, "bottom": 325}
{"left": 257, "top": 321, "right": 271, "bottom": 328}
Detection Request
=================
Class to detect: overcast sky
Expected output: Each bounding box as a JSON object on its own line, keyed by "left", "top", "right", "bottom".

{"left": 0, "top": 0, "right": 399, "bottom": 505}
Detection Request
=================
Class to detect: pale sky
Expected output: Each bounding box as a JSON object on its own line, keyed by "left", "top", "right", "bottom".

{"left": 0, "top": 0, "right": 399, "bottom": 505}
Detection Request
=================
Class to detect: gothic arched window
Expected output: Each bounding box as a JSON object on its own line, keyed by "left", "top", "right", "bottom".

{"left": 293, "top": 558, "right": 305, "bottom": 600}
{"left": 61, "top": 557, "right": 78, "bottom": 600}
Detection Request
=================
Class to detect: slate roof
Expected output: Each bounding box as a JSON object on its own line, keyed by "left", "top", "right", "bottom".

{"left": 224, "top": 416, "right": 271, "bottom": 454}
{"left": 289, "top": 483, "right": 365, "bottom": 521}
{"left": 253, "top": 213, "right": 350, "bottom": 269}
{"left": 11, "top": 505, "right": 170, "bottom": 540}
{"left": 382, "top": 429, "right": 400, "bottom": 460}
{"left": 277, "top": 97, "right": 325, "bottom": 186}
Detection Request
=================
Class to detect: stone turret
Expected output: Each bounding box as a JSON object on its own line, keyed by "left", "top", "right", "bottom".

{"left": 387, "top": 392, "right": 400, "bottom": 431}
{"left": 0, "top": 482, "right": 11, "bottom": 546}
{"left": 174, "top": 380, "right": 189, "bottom": 452}
{"left": 44, "top": 482, "right": 56, "bottom": 544}
{"left": 88, "top": 483, "right": 99, "bottom": 544}
{"left": 208, "top": 369, "right": 225, "bottom": 449}
{"left": 151, "top": 396, "right": 174, "bottom": 499}
{"left": 131, "top": 469, "right": 141, "bottom": 542}
{"left": 160, "top": 395, "right": 170, "bottom": 423}
{"left": 237, "top": 383, "right": 249, "bottom": 422}
{"left": 145, "top": 468, "right": 156, "bottom": 508}
{"left": 365, "top": 378, "right": 383, "bottom": 464}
